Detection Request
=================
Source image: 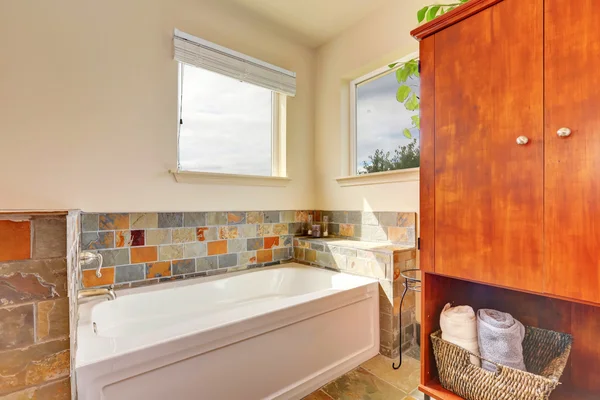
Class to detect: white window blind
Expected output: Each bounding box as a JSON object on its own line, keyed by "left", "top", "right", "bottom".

{"left": 173, "top": 29, "right": 296, "bottom": 97}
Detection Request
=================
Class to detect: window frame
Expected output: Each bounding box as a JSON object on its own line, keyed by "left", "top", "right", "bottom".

{"left": 173, "top": 63, "right": 288, "bottom": 185}
{"left": 348, "top": 51, "right": 420, "bottom": 179}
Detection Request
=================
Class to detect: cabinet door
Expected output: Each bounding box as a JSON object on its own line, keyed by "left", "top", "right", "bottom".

{"left": 433, "top": 0, "right": 544, "bottom": 291}
{"left": 545, "top": 0, "right": 600, "bottom": 303}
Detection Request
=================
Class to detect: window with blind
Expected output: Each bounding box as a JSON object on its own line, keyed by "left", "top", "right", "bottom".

{"left": 173, "top": 30, "right": 295, "bottom": 177}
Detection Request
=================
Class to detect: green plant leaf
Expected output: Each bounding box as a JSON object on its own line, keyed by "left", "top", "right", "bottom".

{"left": 403, "top": 128, "right": 412, "bottom": 139}
{"left": 411, "top": 115, "right": 420, "bottom": 129}
{"left": 405, "top": 93, "right": 420, "bottom": 111}
{"left": 396, "top": 66, "right": 411, "bottom": 83}
{"left": 426, "top": 5, "right": 441, "bottom": 21}
{"left": 417, "top": 6, "right": 429, "bottom": 23}
{"left": 396, "top": 85, "right": 411, "bottom": 102}
{"left": 388, "top": 62, "right": 398, "bottom": 69}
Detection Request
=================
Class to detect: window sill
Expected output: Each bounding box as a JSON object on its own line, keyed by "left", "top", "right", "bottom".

{"left": 170, "top": 170, "right": 291, "bottom": 187}
{"left": 336, "top": 168, "right": 419, "bottom": 187}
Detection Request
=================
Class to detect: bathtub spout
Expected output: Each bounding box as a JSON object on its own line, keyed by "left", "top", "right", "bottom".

{"left": 78, "top": 286, "right": 117, "bottom": 302}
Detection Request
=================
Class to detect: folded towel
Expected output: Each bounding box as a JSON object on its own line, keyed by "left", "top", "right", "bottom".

{"left": 477, "top": 309, "right": 526, "bottom": 372}
{"left": 440, "top": 303, "right": 481, "bottom": 367}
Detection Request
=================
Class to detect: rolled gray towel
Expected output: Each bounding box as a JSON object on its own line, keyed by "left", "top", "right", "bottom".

{"left": 477, "top": 309, "right": 526, "bottom": 372}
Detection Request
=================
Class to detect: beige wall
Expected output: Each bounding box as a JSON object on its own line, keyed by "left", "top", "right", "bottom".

{"left": 0, "top": 0, "right": 315, "bottom": 212}
{"left": 314, "top": 0, "right": 428, "bottom": 213}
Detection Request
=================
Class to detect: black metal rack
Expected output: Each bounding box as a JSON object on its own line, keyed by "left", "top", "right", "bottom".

{"left": 392, "top": 268, "right": 421, "bottom": 370}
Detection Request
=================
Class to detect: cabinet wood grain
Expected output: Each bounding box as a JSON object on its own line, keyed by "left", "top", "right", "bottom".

{"left": 432, "top": 0, "right": 544, "bottom": 292}
{"left": 544, "top": 0, "right": 600, "bottom": 304}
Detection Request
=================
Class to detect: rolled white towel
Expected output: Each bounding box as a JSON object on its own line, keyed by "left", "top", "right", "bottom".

{"left": 477, "top": 309, "right": 526, "bottom": 372}
{"left": 440, "top": 303, "right": 481, "bottom": 367}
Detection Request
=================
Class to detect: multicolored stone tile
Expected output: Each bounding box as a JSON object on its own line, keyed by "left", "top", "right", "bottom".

{"left": 96, "top": 248, "right": 129, "bottom": 267}
{"left": 0, "top": 304, "right": 34, "bottom": 350}
{"left": 397, "top": 213, "right": 415, "bottom": 228}
{"left": 115, "top": 264, "right": 145, "bottom": 283}
{"left": 172, "top": 259, "right": 195, "bottom": 275}
{"left": 294, "top": 211, "right": 308, "bottom": 222}
{"left": 302, "top": 390, "right": 332, "bottom": 400}
{"left": 158, "top": 213, "right": 183, "bottom": 228}
{"left": 0, "top": 259, "right": 67, "bottom": 305}
{"left": 207, "top": 212, "right": 227, "bottom": 226}
{"left": 378, "top": 212, "right": 399, "bottom": 227}
{"left": 272, "top": 223, "right": 289, "bottom": 235}
{"left": 305, "top": 248, "right": 317, "bottom": 262}
{"left": 183, "top": 212, "right": 206, "bottom": 227}
{"left": 130, "top": 213, "right": 158, "bottom": 229}
{"left": 146, "top": 261, "right": 171, "bottom": 279}
{"left": 32, "top": 217, "right": 66, "bottom": 259}
{"left": 281, "top": 235, "right": 293, "bottom": 247}
{"left": 130, "top": 247, "right": 157, "bottom": 263}
{"left": 82, "top": 267, "right": 115, "bottom": 287}
{"left": 218, "top": 253, "right": 237, "bottom": 268}
{"left": 0, "top": 338, "right": 69, "bottom": 394}
{"left": 237, "top": 224, "right": 257, "bottom": 238}
{"left": 196, "top": 227, "right": 218, "bottom": 242}
{"left": 6, "top": 377, "right": 71, "bottom": 400}
{"left": 228, "top": 239, "right": 246, "bottom": 253}
{"left": 172, "top": 228, "right": 196, "bottom": 243}
{"left": 196, "top": 256, "right": 218, "bottom": 272}
{"left": 227, "top": 212, "right": 246, "bottom": 225}
{"left": 239, "top": 251, "right": 257, "bottom": 265}
{"left": 184, "top": 242, "right": 207, "bottom": 258}
{"left": 81, "top": 213, "right": 99, "bottom": 232}
{"left": 81, "top": 231, "right": 115, "bottom": 250}
{"left": 219, "top": 226, "right": 238, "bottom": 239}
{"left": 257, "top": 224, "right": 273, "bottom": 237}
{"left": 36, "top": 297, "right": 69, "bottom": 342}
{"left": 360, "top": 355, "right": 420, "bottom": 394}
{"left": 257, "top": 249, "right": 272, "bottom": 263}
{"left": 388, "top": 227, "right": 409, "bottom": 243}
{"left": 339, "top": 224, "right": 355, "bottom": 237}
{"left": 159, "top": 244, "right": 183, "bottom": 261}
{"left": 99, "top": 213, "right": 129, "bottom": 230}
{"left": 263, "top": 211, "right": 280, "bottom": 223}
{"left": 146, "top": 229, "right": 171, "bottom": 245}
{"left": 207, "top": 240, "right": 228, "bottom": 255}
{"left": 264, "top": 236, "right": 280, "bottom": 249}
{"left": 247, "top": 238, "right": 263, "bottom": 251}
{"left": 321, "top": 367, "right": 406, "bottom": 400}
{"left": 246, "top": 211, "right": 263, "bottom": 224}
{"left": 115, "top": 230, "right": 144, "bottom": 247}
{"left": 280, "top": 211, "right": 296, "bottom": 222}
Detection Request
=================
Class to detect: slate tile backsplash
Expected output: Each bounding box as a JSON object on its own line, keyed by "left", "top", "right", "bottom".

{"left": 80, "top": 210, "right": 417, "bottom": 289}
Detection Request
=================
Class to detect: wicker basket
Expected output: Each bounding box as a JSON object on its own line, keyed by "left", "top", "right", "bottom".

{"left": 431, "top": 326, "right": 573, "bottom": 400}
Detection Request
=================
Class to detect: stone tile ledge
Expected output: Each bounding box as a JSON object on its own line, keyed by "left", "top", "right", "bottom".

{"left": 294, "top": 236, "right": 414, "bottom": 254}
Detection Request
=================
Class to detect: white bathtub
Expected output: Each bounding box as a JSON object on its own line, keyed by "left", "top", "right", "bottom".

{"left": 76, "top": 264, "right": 380, "bottom": 400}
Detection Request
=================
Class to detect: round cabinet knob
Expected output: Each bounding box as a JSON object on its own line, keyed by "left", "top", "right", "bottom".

{"left": 516, "top": 136, "right": 529, "bottom": 145}
{"left": 557, "top": 127, "right": 572, "bottom": 137}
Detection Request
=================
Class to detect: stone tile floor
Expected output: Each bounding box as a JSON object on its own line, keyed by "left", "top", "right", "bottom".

{"left": 304, "top": 347, "right": 422, "bottom": 400}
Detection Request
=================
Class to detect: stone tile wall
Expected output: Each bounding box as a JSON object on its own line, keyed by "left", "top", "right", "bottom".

{"left": 79, "top": 211, "right": 315, "bottom": 288}
{"left": 294, "top": 235, "right": 418, "bottom": 359}
{"left": 0, "top": 213, "right": 70, "bottom": 398}
{"left": 318, "top": 211, "right": 416, "bottom": 247}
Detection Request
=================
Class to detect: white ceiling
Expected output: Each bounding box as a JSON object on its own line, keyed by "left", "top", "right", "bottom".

{"left": 225, "top": 0, "right": 392, "bottom": 47}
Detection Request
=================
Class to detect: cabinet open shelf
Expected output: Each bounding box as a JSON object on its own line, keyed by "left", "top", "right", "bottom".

{"left": 420, "top": 273, "right": 600, "bottom": 399}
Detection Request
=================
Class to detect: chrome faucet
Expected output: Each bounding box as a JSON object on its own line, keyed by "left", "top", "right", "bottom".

{"left": 80, "top": 251, "right": 104, "bottom": 277}
{"left": 78, "top": 285, "right": 117, "bottom": 301}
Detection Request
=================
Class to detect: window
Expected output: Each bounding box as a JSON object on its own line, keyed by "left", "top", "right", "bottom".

{"left": 350, "top": 54, "right": 420, "bottom": 176}
{"left": 178, "top": 65, "right": 276, "bottom": 176}
{"left": 173, "top": 29, "right": 295, "bottom": 179}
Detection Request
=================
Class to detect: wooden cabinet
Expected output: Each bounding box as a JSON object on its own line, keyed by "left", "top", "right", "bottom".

{"left": 417, "top": 0, "right": 600, "bottom": 304}
{"left": 432, "top": 0, "right": 544, "bottom": 292}
{"left": 413, "top": 1, "right": 600, "bottom": 397}
{"left": 544, "top": 0, "right": 600, "bottom": 304}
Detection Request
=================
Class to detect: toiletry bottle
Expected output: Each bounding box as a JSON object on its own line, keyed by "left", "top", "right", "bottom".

{"left": 323, "top": 216, "right": 329, "bottom": 237}
{"left": 307, "top": 214, "right": 313, "bottom": 236}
